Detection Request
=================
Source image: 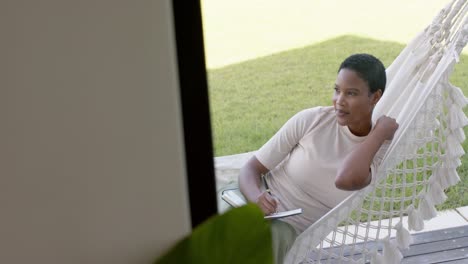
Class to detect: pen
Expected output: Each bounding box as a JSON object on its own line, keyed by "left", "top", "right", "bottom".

{"left": 262, "top": 174, "right": 272, "bottom": 195}
{"left": 262, "top": 174, "right": 280, "bottom": 213}
{"left": 262, "top": 175, "right": 279, "bottom": 200}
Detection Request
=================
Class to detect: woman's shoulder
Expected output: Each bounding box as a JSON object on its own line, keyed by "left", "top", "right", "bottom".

{"left": 288, "top": 106, "right": 335, "bottom": 133}
{"left": 296, "top": 106, "right": 334, "bottom": 119}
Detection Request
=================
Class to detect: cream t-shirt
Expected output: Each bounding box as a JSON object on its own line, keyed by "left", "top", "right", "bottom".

{"left": 256, "top": 106, "right": 383, "bottom": 233}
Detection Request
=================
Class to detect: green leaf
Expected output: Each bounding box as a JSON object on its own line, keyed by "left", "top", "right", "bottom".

{"left": 155, "top": 203, "right": 273, "bottom": 264}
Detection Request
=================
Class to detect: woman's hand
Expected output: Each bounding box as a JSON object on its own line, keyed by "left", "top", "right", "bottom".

{"left": 374, "top": 115, "right": 399, "bottom": 141}
{"left": 239, "top": 156, "right": 276, "bottom": 214}
{"left": 255, "top": 191, "right": 279, "bottom": 215}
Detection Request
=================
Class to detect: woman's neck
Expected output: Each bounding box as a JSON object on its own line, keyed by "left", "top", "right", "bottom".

{"left": 347, "top": 122, "right": 372, "bottom": 137}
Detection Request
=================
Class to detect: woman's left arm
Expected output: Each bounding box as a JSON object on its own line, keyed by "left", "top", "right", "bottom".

{"left": 335, "top": 116, "right": 398, "bottom": 190}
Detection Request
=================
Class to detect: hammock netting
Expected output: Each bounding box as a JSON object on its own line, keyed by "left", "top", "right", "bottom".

{"left": 285, "top": 0, "right": 468, "bottom": 263}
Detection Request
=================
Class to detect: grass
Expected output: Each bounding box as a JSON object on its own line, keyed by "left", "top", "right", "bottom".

{"left": 207, "top": 35, "right": 468, "bottom": 209}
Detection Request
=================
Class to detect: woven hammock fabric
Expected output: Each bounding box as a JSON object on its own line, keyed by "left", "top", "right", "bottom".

{"left": 285, "top": 0, "right": 468, "bottom": 263}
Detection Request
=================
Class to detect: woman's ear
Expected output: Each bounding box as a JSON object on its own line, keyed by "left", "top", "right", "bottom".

{"left": 372, "top": 89, "right": 383, "bottom": 105}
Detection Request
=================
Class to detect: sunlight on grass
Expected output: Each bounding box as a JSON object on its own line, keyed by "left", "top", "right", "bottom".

{"left": 201, "top": 0, "right": 454, "bottom": 68}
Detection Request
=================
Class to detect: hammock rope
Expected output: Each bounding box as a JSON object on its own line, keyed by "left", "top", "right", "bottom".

{"left": 286, "top": 0, "right": 468, "bottom": 263}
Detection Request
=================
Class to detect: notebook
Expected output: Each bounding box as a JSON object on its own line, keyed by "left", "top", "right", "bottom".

{"left": 221, "top": 189, "right": 302, "bottom": 219}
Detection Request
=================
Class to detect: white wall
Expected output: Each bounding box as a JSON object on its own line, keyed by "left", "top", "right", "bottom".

{"left": 0, "top": 0, "right": 191, "bottom": 263}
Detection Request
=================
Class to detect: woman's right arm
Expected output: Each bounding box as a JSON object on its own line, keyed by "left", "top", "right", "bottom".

{"left": 239, "top": 156, "right": 278, "bottom": 215}
{"left": 239, "top": 108, "right": 321, "bottom": 214}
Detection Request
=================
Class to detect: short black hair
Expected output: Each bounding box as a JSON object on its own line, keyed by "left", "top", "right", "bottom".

{"left": 338, "top": 53, "right": 386, "bottom": 94}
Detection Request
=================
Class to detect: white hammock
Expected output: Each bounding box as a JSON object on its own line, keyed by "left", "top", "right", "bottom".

{"left": 285, "top": 0, "right": 468, "bottom": 263}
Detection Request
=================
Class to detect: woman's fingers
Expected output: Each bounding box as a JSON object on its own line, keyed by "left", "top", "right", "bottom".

{"left": 375, "top": 115, "right": 399, "bottom": 140}
{"left": 256, "top": 191, "right": 278, "bottom": 215}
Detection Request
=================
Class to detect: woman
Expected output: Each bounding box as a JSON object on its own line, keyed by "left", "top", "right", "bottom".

{"left": 238, "top": 53, "right": 398, "bottom": 263}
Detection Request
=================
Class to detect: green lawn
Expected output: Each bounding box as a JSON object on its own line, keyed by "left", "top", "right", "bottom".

{"left": 207, "top": 35, "right": 468, "bottom": 209}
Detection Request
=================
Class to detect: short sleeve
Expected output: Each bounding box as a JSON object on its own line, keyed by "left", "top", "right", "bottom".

{"left": 255, "top": 107, "right": 323, "bottom": 170}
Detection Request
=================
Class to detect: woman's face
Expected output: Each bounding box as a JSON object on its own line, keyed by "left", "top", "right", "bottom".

{"left": 332, "top": 68, "right": 381, "bottom": 136}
